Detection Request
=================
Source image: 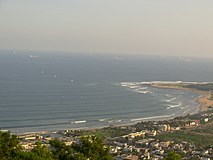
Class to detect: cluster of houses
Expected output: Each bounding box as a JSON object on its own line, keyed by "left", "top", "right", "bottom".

{"left": 17, "top": 132, "right": 75, "bottom": 151}
{"left": 107, "top": 112, "right": 213, "bottom": 160}
{"left": 6, "top": 111, "right": 212, "bottom": 160}
{"left": 110, "top": 137, "right": 212, "bottom": 160}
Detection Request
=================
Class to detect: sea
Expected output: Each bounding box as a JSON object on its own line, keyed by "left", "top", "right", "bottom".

{"left": 0, "top": 50, "right": 213, "bottom": 133}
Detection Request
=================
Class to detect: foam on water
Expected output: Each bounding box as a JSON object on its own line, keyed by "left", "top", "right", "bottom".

{"left": 131, "top": 114, "right": 174, "bottom": 122}
{"left": 166, "top": 102, "right": 182, "bottom": 109}
{"left": 163, "top": 97, "right": 177, "bottom": 103}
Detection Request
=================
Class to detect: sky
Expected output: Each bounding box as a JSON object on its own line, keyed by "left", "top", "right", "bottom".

{"left": 0, "top": 0, "right": 213, "bottom": 57}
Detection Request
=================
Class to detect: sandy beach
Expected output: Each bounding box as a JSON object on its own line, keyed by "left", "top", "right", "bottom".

{"left": 196, "top": 93, "right": 213, "bottom": 112}
{"left": 150, "top": 83, "right": 213, "bottom": 113}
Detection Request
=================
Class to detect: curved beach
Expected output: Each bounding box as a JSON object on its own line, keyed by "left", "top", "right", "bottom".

{"left": 150, "top": 82, "right": 213, "bottom": 113}
{"left": 196, "top": 93, "right": 213, "bottom": 112}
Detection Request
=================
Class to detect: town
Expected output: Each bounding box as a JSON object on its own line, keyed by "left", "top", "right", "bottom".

{"left": 11, "top": 109, "right": 213, "bottom": 160}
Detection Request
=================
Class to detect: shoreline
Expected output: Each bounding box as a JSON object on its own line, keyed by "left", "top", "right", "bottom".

{"left": 196, "top": 93, "right": 213, "bottom": 112}
{"left": 150, "top": 83, "right": 213, "bottom": 113}
{"left": 8, "top": 82, "right": 213, "bottom": 135}
{"left": 12, "top": 114, "right": 176, "bottom": 135}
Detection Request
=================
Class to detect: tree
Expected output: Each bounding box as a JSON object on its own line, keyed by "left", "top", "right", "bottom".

{"left": 72, "top": 136, "right": 113, "bottom": 160}
{"left": 0, "top": 131, "right": 112, "bottom": 160}
{"left": 29, "top": 141, "right": 54, "bottom": 160}
{"left": 0, "top": 131, "right": 22, "bottom": 160}
{"left": 164, "top": 151, "right": 181, "bottom": 160}
{"left": 16, "top": 142, "right": 54, "bottom": 160}
{"left": 50, "top": 139, "right": 86, "bottom": 160}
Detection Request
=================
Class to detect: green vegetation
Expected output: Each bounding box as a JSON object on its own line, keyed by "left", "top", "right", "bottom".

{"left": 156, "top": 131, "right": 213, "bottom": 148}
{"left": 0, "top": 131, "right": 22, "bottom": 160}
{"left": 164, "top": 152, "right": 181, "bottom": 160}
{"left": 19, "top": 142, "right": 54, "bottom": 160}
{"left": 0, "top": 131, "right": 112, "bottom": 160}
{"left": 191, "top": 122, "right": 213, "bottom": 134}
{"left": 70, "top": 127, "right": 132, "bottom": 138}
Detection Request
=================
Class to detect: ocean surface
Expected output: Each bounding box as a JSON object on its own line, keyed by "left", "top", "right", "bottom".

{"left": 0, "top": 50, "right": 213, "bottom": 133}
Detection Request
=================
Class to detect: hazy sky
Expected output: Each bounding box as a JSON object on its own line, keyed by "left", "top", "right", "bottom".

{"left": 0, "top": 0, "right": 213, "bottom": 57}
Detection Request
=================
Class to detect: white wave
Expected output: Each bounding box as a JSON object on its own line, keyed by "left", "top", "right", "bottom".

{"left": 129, "top": 86, "right": 138, "bottom": 89}
{"left": 99, "top": 119, "right": 106, "bottom": 122}
{"left": 120, "top": 82, "right": 151, "bottom": 94}
{"left": 182, "top": 111, "right": 188, "bottom": 114}
{"left": 163, "top": 97, "right": 177, "bottom": 103}
{"left": 182, "top": 108, "right": 190, "bottom": 115}
{"left": 166, "top": 102, "right": 182, "bottom": 109}
{"left": 99, "top": 118, "right": 110, "bottom": 122}
{"left": 131, "top": 114, "right": 173, "bottom": 122}
{"left": 29, "top": 55, "right": 40, "bottom": 58}
{"left": 140, "top": 87, "right": 148, "bottom": 90}
{"left": 121, "top": 82, "right": 135, "bottom": 85}
{"left": 135, "top": 90, "right": 150, "bottom": 94}
{"left": 180, "top": 105, "right": 191, "bottom": 110}
{"left": 120, "top": 82, "right": 139, "bottom": 88}
{"left": 73, "top": 120, "right": 86, "bottom": 124}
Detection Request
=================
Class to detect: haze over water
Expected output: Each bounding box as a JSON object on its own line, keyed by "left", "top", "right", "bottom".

{"left": 0, "top": 50, "right": 213, "bottom": 133}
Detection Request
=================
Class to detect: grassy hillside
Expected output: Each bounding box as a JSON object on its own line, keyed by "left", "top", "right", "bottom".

{"left": 156, "top": 131, "right": 213, "bottom": 148}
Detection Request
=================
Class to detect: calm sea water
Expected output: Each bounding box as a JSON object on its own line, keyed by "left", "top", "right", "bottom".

{"left": 0, "top": 50, "right": 213, "bottom": 133}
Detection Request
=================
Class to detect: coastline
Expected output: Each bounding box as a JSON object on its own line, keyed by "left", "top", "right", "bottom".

{"left": 150, "top": 83, "right": 213, "bottom": 113}
{"left": 196, "top": 93, "right": 213, "bottom": 112}
{"left": 9, "top": 82, "right": 213, "bottom": 135}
